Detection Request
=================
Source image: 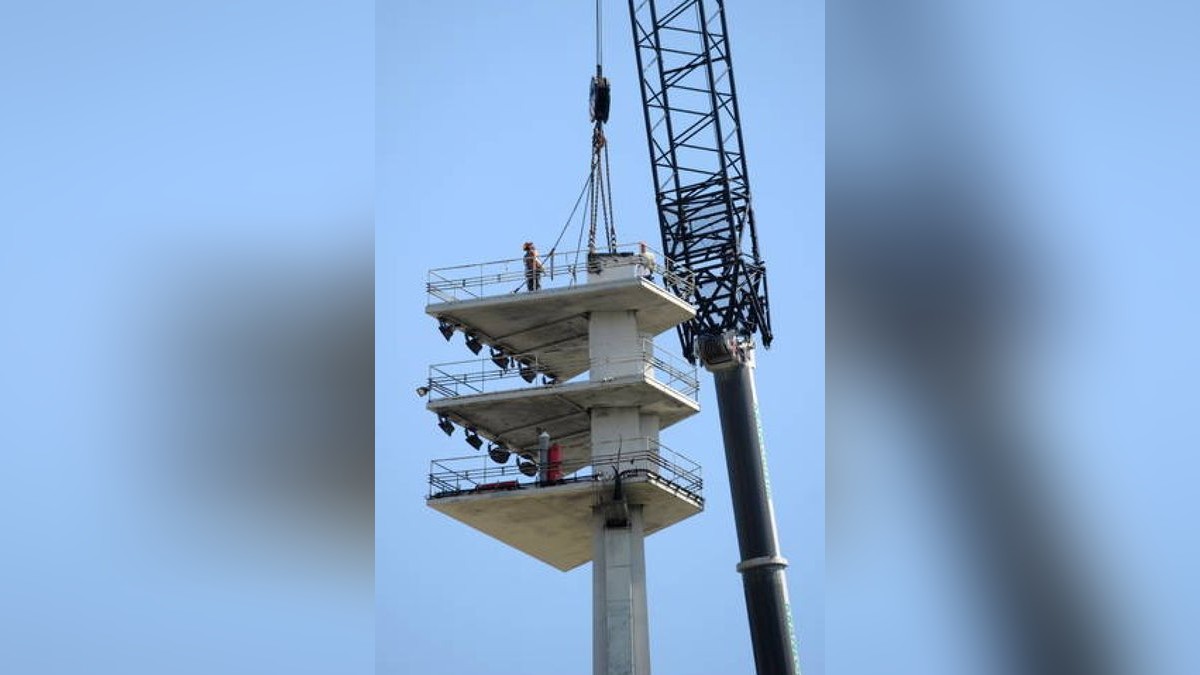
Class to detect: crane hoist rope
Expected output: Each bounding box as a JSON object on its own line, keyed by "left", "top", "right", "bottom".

{"left": 549, "top": 0, "right": 618, "bottom": 273}
{"left": 541, "top": 0, "right": 611, "bottom": 268}
{"left": 587, "top": 0, "right": 616, "bottom": 255}
{"left": 586, "top": 118, "right": 616, "bottom": 255}
{"left": 595, "top": 0, "right": 603, "bottom": 68}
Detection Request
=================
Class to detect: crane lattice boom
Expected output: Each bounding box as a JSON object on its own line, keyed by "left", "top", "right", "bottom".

{"left": 628, "top": 0, "right": 772, "bottom": 362}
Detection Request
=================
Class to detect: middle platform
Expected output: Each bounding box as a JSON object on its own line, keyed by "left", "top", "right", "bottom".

{"left": 425, "top": 340, "right": 700, "bottom": 470}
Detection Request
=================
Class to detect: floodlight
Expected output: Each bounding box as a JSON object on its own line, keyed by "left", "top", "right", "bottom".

{"left": 465, "top": 333, "right": 483, "bottom": 354}
{"left": 437, "top": 415, "right": 454, "bottom": 436}
{"left": 518, "top": 359, "right": 536, "bottom": 383}
{"left": 488, "top": 445, "right": 511, "bottom": 464}
{"left": 465, "top": 427, "right": 483, "bottom": 450}
{"left": 490, "top": 347, "right": 510, "bottom": 370}
{"left": 437, "top": 319, "right": 455, "bottom": 341}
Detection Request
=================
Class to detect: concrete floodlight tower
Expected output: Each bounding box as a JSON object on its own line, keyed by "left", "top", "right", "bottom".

{"left": 422, "top": 247, "right": 703, "bottom": 674}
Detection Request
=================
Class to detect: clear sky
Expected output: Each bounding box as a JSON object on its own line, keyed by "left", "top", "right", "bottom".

{"left": 6, "top": 1, "right": 1200, "bottom": 674}
{"left": 377, "top": 2, "right": 824, "bottom": 674}
{"left": 2, "top": 2, "right": 374, "bottom": 673}
{"left": 825, "top": 1, "right": 1200, "bottom": 673}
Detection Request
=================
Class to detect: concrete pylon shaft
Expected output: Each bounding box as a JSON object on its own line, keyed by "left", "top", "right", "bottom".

{"left": 587, "top": 258, "right": 659, "bottom": 675}
{"left": 592, "top": 503, "right": 650, "bottom": 675}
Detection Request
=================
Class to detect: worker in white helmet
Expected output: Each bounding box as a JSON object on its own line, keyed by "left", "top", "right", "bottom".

{"left": 639, "top": 241, "right": 657, "bottom": 281}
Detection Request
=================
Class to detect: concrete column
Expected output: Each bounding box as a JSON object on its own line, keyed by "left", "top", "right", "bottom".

{"left": 587, "top": 257, "right": 659, "bottom": 675}
{"left": 638, "top": 414, "right": 660, "bottom": 453}
{"left": 591, "top": 408, "right": 641, "bottom": 460}
{"left": 587, "top": 252, "right": 644, "bottom": 284}
{"left": 639, "top": 331, "right": 655, "bottom": 379}
{"left": 635, "top": 414, "right": 661, "bottom": 474}
{"left": 593, "top": 504, "right": 650, "bottom": 675}
{"left": 590, "top": 407, "right": 656, "bottom": 675}
{"left": 589, "top": 310, "right": 642, "bottom": 381}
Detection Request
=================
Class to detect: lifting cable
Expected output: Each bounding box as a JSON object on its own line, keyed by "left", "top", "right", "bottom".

{"left": 539, "top": 0, "right": 615, "bottom": 291}
{"left": 595, "top": 0, "right": 603, "bottom": 69}
{"left": 587, "top": 0, "right": 616, "bottom": 255}
{"left": 548, "top": 171, "right": 593, "bottom": 259}
{"left": 512, "top": 171, "right": 591, "bottom": 294}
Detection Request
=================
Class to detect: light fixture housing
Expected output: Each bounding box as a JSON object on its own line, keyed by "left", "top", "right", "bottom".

{"left": 490, "top": 347, "right": 510, "bottom": 370}
{"left": 416, "top": 385, "right": 430, "bottom": 397}
{"left": 465, "top": 427, "right": 483, "bottom": 450}
{"left": 464, "top": 333, "right": 483, "bottom": 354}
{"left": 437, "top": 415, "right": 454, "bottom": 436}
{"left": 487, "top": 445, "right": 511, "bottom": 464}
{"left": 518, "top": 359, "right": 536, "bottom": 383}
{"left": 437, "top": 319, "right": 455, "bottom": 341}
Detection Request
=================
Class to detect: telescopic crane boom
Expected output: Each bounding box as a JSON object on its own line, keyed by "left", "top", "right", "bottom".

{"left": 626, "top": 2, "right": 799, "bottom": 673}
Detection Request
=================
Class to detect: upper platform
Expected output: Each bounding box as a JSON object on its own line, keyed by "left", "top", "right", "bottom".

{"left": 426, "top": 245, "right": 696, "bottom": 381}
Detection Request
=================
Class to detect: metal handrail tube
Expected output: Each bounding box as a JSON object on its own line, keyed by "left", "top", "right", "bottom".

{"left": 575, "top": 340, "right": 699, "bottom": 396}
{"left": 425, "top": 339, "right": 700, "bottom": 401}
{"left": 425, "top": 243, "right": 696, "bottom": 304}
{"left": 427, "top": 441, "right": 703, "bottom": 500}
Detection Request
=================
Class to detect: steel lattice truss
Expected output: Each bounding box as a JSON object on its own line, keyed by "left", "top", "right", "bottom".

{"left": 628, "top": 0, "right": 773, "bottom": 362}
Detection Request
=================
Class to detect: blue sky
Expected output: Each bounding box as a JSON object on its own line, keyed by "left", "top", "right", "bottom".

{"left": 4, "top": 1, "right": 1200, "bottom": 673}
{"left": 2, "top": 2, "right": 373, "bottom": 673}
{"left": 377, "top": 2, "right": 824, "bottom": 674}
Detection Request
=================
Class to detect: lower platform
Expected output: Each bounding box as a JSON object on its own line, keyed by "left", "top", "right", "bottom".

{"left": 427, "top": 450, "right": 704, "bottom": 571}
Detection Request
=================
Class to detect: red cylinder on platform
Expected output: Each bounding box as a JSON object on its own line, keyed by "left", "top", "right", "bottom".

{"left": 547, "top": 443, "right": 563, "bottom": 482}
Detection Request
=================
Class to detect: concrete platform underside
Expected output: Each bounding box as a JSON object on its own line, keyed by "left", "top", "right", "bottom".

{"left": 426, "top": 277, "right": 695, "bottom": 381}
{"left": 427, "top": 375, "right": 700, "bottom": 468}
{"left": 427, "top": 475, "right": 703, "bottom": 571}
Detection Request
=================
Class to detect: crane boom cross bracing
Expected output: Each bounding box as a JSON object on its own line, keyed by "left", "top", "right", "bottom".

{"left": 628, "top": 0, "right": 773, "bottom": 362}
{"left": 626, "top": 1, "right": 799, "bottom": 674}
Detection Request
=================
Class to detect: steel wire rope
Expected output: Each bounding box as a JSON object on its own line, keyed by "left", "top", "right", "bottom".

{"left": 595, "top": 0, "right": 603, "bottom": 69}
{"left": 511, "top": 171, "right": 592, "bottom": 294}
{"left": 547, "top": 170, "right": 593, "bottom": 258}
{"left": 573, "top": 174, "right": 592, "bottom": 275}
{"left": 602, "top": 136, "right": 617, "bottom": 252}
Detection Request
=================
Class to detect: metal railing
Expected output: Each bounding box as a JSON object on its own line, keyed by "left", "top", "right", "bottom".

{"left": 642, "top": 341, "right": 701, "bottom": 400}
{"left": 426, "top": 242, "right": 696, "bottom": 304}
{"left": 425, "top": 338, "right": 700, "bottom": 401}
{"left": 427, "top": 439, "right": 703, "bottom": 504}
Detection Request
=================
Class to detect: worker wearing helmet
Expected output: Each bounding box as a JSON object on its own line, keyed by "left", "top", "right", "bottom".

{"left": 523, "top": 241, "right": 544, "bottom": 291}
{"left": 639, "top": 241, "right": 657, "bottom": 281}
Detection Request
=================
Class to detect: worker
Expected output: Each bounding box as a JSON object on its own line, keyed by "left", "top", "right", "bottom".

{"left": 639, "top": 241, "right": 657, "bottom": 281}
{"left": 523, "top": 241, "right": 544, "bottom": 291}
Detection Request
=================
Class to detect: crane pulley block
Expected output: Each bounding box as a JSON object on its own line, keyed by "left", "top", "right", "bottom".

{"left": 590, "top": 74, "right": 610, "bottom": 124}
{"left": 697, "top": 330, "right": 754, "bottom": 371}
